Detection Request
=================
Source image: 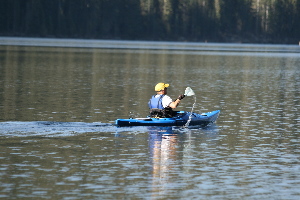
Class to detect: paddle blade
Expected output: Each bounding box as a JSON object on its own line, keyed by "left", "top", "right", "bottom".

{"left": 184, "top": 87, "right": 195, "bottom": 96}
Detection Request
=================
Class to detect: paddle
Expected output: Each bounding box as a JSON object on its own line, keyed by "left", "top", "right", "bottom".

{"left": 184, "top": 87, "right": 195, "bottom": 97}
{"left": 183, "top": 87, "right": 196, "bottom": 127}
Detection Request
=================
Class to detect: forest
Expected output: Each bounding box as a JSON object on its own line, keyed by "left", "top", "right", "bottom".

{"left": 1, "top": 0, "right": 300, "bottom": 44}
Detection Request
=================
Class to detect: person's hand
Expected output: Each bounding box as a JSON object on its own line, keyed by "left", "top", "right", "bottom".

{"left": 177, "top": 94, "right": 185, "bottom": 100}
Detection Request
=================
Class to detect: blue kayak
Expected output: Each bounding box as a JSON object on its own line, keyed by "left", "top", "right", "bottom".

{"left": 115, "top": 110, "right": 220, "bottom": 127}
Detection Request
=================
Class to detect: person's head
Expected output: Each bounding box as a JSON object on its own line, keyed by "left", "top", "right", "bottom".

{"left": 155, "top": 83, "right": 169, "bottom": 94}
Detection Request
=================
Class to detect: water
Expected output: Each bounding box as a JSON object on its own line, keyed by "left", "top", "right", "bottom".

{"left": 0, "top": 37, "right": 300, "bottom": 199}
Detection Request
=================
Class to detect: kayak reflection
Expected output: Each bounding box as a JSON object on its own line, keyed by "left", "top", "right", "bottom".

{"left": 148, "top": 127, "right": 183, "bottom": 197}
{"left": 148, "top": 125, "right": 220, "bottom": 197}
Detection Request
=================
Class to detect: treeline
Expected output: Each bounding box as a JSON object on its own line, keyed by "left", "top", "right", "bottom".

{"left": 1, "top": 0, "right": 299, "bottom": 44}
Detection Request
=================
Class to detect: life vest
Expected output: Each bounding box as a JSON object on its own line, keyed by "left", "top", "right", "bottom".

{"left": 148, "top": 95, "right": 164, "bottom": 109}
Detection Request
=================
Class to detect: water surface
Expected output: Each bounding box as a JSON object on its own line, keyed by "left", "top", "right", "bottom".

{"left": 0, "top": 38, "right": 299, "bottom": 199}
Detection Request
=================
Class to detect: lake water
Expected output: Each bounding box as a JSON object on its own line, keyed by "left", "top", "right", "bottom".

{"left": 0, "top": 37, "right": 299, "bottom": 199}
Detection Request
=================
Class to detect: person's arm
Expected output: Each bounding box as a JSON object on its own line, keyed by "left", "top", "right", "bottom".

{"left": 169, "top": 99, "right": 181, "bottom": 108}
{"left": 168, "top": 94, "right": 185, "bottom": 109}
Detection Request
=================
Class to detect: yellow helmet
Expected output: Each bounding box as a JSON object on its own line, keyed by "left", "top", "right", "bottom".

{"left": 155, "top": 83, "right": 170, "bottom": 91}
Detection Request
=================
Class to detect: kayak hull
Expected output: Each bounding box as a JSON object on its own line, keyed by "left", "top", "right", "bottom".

{"left": 115, "top": 110, "right": 220, "bottom": 127}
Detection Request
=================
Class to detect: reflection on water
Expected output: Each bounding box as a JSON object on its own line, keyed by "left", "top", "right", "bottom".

{"left": 148, "top": 126, "right": 221, "bottom": 198}
{"left": 149, "top": 127, "right": 180, "bottom": 197}
{"left": 0, "top": 39, "right": 300, "bottom": 199}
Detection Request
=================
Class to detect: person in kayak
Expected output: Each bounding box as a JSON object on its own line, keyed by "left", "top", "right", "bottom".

{"left": 148, "top": 82, "right": 185, "bottom": 118}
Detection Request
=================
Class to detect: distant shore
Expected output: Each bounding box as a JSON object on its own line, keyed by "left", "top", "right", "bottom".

{"left": 0, "top": 35, "right": 299, "bottom": 46}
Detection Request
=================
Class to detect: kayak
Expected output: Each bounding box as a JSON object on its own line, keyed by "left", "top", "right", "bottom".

{"left": 116, "top": 110, "right": 220, "bottom": 127}
{"left": 115, "top": 110, "right": 220, "bottom": 127}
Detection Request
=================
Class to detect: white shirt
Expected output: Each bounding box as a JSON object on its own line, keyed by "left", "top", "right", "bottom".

{"left": 154, "top": 95, "right": 173, "bottom": 108}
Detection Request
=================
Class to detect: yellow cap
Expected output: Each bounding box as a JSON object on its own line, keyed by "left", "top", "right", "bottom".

{"left": 155, "top": 83, "right": 170, "bottom": 91}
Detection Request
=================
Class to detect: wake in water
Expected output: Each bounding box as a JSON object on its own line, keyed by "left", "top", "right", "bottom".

{"left": 0, "top": 121, "right": 114, "bottom": 137}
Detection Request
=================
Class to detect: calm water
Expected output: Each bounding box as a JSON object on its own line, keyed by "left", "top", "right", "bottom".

{"left": 0, "top": 37, "right": 299, "bottom": 199}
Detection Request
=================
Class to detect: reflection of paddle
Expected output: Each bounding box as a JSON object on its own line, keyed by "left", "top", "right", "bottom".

{"left": 183, "top": 87, "right": 196, "bottom": 128}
